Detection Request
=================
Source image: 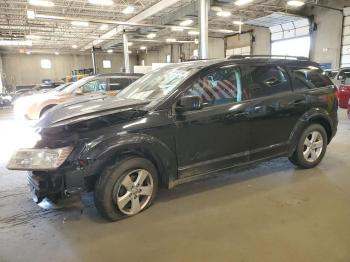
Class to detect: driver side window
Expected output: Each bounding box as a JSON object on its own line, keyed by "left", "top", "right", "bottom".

{"left": 183, "top": 66, "right": 242, "bottom": 107}
{"left": 81, "top": 79, "right": 107, "bottom": 93}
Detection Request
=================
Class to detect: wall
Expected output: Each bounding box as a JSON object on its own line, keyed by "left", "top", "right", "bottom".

{"left": 226, "top": 27, "right": 271, "bottom": 56}
{"left": 1, "top": 52, "right": 137, "bottom": 88}
{"left": 138, "top": 37, "right": 225, "bottom": 65}
{"left": 307, "top": 6, "right": 343, "bottom": 68}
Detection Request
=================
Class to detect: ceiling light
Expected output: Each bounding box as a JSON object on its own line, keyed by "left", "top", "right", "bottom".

{"left": 188, "top": 31, "right": 199, "bottom": 35}
{"left": 211, "top": 6, "right": 222, "bottom": 12}
{"left": 127, "top": 42, "right": 133, "bottom": 46}
{"left": 27, "top": 10, "right": 36, "bottom": 19}
{"left": 180, "top": 19, "right": 193, "bottom": 26}
{"left": 166, "top": 38, "right": 177, "bottom": 43}
{"left": 128, "top": 50, "right": 132, "bottom": 54}
{"left": 71, "top": 21, "right": 89, "bottom": 27}
{"left": 122, "top": 5, "right": 135, "bottom": 14}
{"left": 287, "top": 0, "right": 305, "bottom": 7}
{"left": 26, "top": 51, "right": 31, "bottom": 55}
{"left": 171, "top": 26, "right": 184, "bottom": 32}
{"left": 217, "top": 11, "right": 231, "bottom": 17}
{"left": 233, "top": 20, "right": 244, "bottom": 25}
{"left": 54, "top": 51, "right": 59, "bottom": 55}
{"left": 0, "top": 40, "right": 32, "bottom": 46}
{"left": 98, "top": 24, "right": 109, "bottom": 31}
{"left": 25, "top": 35, "right": 41, "bottom": 40}
{"left": 88, "top": 0, "right": 114, "bottom": 6}
{"left": 72, "top": 44, "right": 78, "bottom": 49}
{"left": 147, "top": 33, "right": 156, "bottom": 39}
{"left": 107, "top": 49, "right": 113, "bottom": 53}
{"left": 28, "top": 0, "right": 55, "bottom": 7}
{"left": 140, "top": 46, "right": 147, "bottom": 50}
{"left": 234, "top": 0, "right": 253, "bottom": 6}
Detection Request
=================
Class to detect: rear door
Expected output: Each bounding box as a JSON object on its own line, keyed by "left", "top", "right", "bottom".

{"left": 245, "top": 64, "right": 306, "bottom": 160}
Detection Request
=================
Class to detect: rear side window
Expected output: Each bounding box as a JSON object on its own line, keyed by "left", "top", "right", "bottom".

{"left": 290, "top": 66, "right": 333, "bottom": 90}
{"left": 109, "top": 77, "right": 130, "bottom": 91}
{"left": 246, "top": 65, "right": 291, "bottom": 98}
{"left": 183, "top": 66, "right": 243, "bottom": 107}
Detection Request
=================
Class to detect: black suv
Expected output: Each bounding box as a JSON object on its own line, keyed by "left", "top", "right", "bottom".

{"left": 7, "top": 57, "right": 338, "bottom": 221}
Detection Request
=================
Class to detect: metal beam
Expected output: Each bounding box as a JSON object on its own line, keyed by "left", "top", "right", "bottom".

{"left": 199, "top": 0, "right": 209, "bottom": 59}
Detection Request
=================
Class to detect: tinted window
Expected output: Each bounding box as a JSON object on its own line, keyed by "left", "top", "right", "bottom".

{"left": 247, "top": 66, "right": 291, "bottom": 98}
{"left": 183, "top": 66, "right": 243, "bottom": 107}
{"left": 109, "top": 77, "right": 130, "bottom": 91}
{"left": 291, "top": 67, "right": 333, "bottom": 90}
{"left": 81, "top": 79, "right": 107, "bottom": 93}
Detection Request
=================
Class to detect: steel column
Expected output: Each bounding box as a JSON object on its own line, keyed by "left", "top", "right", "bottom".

{"left": 199, "top": 0, "right": 209, "bottom": 59}
{"left": 91, "top": 47, "right": 97, "bottom": 74}
{"left": 122, "top": 30, "right": 130, "bottom": 73}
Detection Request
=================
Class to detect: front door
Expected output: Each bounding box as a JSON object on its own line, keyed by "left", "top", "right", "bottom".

{"left": 173, "top": 65, "right": 250, "bottom": 178}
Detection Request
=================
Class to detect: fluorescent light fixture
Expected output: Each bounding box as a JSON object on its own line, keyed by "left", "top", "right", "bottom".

{"left": 234, "top": 0, "right": 253, "bottom": 6}
{"left": 287, "top": 0, "right": 305, "bottom": 7}
{"left": 0, "top": 40, "right": 32, "bottom": 46}
{"left": 28, "top": 0, "right": 55, "bottom": 7}
{"left": 233, "top": 20, "right": 244, "bottom": 25}
{"left": 25, "top": 35, "right": 41, "bottom": 40}
{"left": 211, "top": 6, "right": 222, "bottom": 12}
{"left": 171, "top": 26, "right": 184, "bottom": 32}
{"left": 166, "top": 38, "right": 177, "bottom": 43}
{"left": 217, "top": 11, "right": 231, "bottom": 17}
{"left": 122, "top": 5, "right": 135, "bottom": 14}
{"left": 88, "top": 0, "right": 114, "bottom": 6}
{"left": 71, "top": 21, "right": 89, "bottom": 27}
{"left": 54, "top": 51, "right": 59, "bottom": 55}
{"left": 27, "top": 10, "right": 36, "bottom": 19}
{"left": 140, "top": 46, "right": 147, "bottom": 50}
{"left": 188, "top": 31, "right": 199, "bottom": 35}
{"left": 180, "top": 19, "right": 193, "bottom": 26}
{"left": 128, "top": 50, "right": 132, "bottom": 54}
{"left": 107, "top": 49, "right": 113, "bottom": 53}
{"left": 147, "top": 33, "right": 156, "bottom": 39}
{"left": 26, "top": 51, "right": 31, "bottom": 55}
{"left": 127, "top": 42, "right": 133, "bottom": 46}
{"left": 72, "top": 44, "right": 78, "bottom": 49}
{"left": 98, "top": 24, "right": 109, "bottom": 30}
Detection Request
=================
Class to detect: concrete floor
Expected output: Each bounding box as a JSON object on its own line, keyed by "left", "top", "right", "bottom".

{"left": 0, "top": 109, "right": 350, "bottom": 262}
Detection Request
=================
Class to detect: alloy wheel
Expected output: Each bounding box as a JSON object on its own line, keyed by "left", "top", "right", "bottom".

{"left": 114, "top": 169, "right": 154, "bottom": 215}
{"left": 303, "top": 130, "right": 324, "bottom": 163}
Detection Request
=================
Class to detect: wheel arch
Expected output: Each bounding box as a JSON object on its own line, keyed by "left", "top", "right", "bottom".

{"left": 81, "top": 134, "right": 177, "bottom": 189}
{"left": 40, "top": 104, "right": 57, "bottom": 117}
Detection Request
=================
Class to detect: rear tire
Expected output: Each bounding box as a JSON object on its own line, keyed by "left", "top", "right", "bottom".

{"left": 289, "top": 124, "right": 327, "bottom": 169}
{"left": 94, "top": 157, "right": 158, "bottom": 221}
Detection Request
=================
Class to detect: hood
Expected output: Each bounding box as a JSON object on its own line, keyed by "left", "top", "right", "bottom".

{"left": 36, "top": 96, "right": 149, "bottom": 128}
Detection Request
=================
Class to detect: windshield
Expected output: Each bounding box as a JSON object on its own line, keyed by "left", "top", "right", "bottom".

{"left": 53, "top": 83, "right": 71, "bottom": 92}
{"left": 117, "top": 65, "right": 196, "bottom": 107}
{"left": 61, "top": 76, "right": 95, "bottom": 94}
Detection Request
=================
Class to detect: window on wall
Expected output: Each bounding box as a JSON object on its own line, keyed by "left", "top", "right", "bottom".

{"left": 226, "top": 46, "right": 251, "bottom": 57}
{"left": 40, "top": 59, "right": 51, "bottom": 69}
{"left": 103, "top": 60, "right": 111, "bottom": 69}
{"left": 166, "top": 54, "right": 171, "bottom": 63}
{"left": 270, "top": 18, "right": 311, "bottom": 58}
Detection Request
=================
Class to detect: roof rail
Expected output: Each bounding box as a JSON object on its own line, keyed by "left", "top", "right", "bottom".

{"left": 228, "top": 55, "right": 310, "bottom": 61}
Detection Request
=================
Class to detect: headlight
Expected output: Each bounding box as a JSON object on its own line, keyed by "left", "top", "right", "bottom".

{"left": 7, "top": 146, "right": 73, "bottom": 171}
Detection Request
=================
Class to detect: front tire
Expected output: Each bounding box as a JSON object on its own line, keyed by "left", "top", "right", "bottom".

{"left": 94, "top": 157, "right": 158, "bottom": 221}
{"left": 289, "top": 124, "right": 327, "bottom": 169}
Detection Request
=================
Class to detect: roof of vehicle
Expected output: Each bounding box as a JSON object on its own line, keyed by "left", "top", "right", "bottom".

{"left": 165, "top": 56, "right": 320, "bottom": 71}
{"left": 96, "top": 73, "right": 144, "bottom": 77}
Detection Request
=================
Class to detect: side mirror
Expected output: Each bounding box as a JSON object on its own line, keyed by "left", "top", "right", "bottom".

{"left": 176, "top": 95, "right": 203, "bottom": 112}
{"left": 75, "top": 89, "right": 83, "bottom": 95}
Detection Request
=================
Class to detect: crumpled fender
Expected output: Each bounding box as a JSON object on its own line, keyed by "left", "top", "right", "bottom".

{"left": 78, "top": 132, "right": 177, "bottom": 188}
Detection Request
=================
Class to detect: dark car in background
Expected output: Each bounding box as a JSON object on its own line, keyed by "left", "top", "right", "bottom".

{"left": 8, "top": 57, "right": 338, "bottom": 221}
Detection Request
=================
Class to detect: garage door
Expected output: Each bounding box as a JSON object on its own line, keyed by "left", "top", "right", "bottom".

{"left": 341, "top": 7, "right": 350, "bottom": 67}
